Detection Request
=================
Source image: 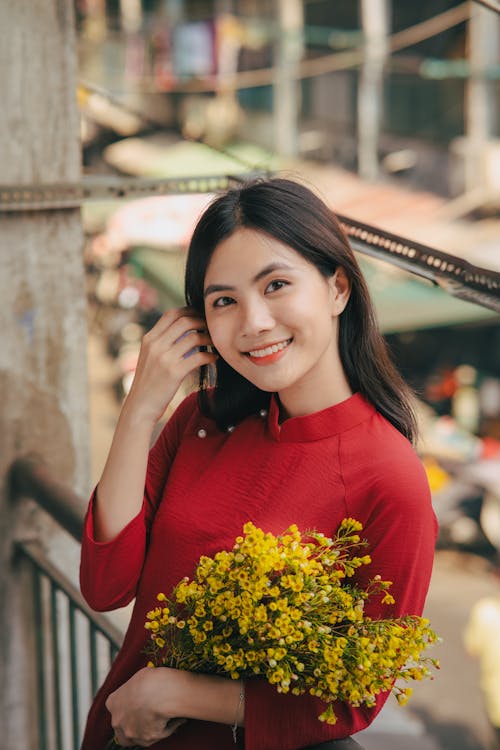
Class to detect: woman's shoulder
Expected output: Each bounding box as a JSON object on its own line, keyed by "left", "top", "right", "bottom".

{"left": 340, "top": 400, "right": 412, "bottom": 451}
{"left": 340, "top": 407, "right": 430, "bottom": 502}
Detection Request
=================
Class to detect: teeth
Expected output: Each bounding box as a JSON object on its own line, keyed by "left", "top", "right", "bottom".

{"left": 248, "top": 338, "right": 292, "bottom": 358}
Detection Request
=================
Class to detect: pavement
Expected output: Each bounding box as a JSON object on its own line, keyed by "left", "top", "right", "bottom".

{"left": 359, "top": 703, "right": 441, "bottom": 750}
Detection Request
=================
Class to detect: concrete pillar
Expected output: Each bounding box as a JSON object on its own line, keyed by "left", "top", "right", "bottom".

{"left": 357, "top": 0, "right": 390, "bottom": 181}
{"left": 120, "top": 0, "right": 143, "bottom": 34}
{"left": 273, "top": 0, "right": 304, "bottom": 157}
{"left": 0, "top": 1, "right": 89, "bottom": 745}
{"left": 465, "top": 2, "right": 500, "bottom": 193}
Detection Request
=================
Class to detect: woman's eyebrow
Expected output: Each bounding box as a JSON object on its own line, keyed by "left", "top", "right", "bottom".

{"left": 204, "top": 263, "right": 294, "bottom": 298}
{"left": 203, "top": 282, "right": 236, "bottom": 298}
{"left": 254, "top": 262, "right": 293, "bottom": 283}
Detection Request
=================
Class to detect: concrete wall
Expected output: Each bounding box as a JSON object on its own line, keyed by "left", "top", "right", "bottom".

{"left": 0, "top": 2, "right": 90, "bottom": 746}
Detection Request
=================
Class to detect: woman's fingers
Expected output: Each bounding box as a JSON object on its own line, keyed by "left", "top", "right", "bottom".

{"left": 139, "top": 317, "right": 215, "bottom": 372}
{"left": 176, "top": 331, "right": 214, "bottom": 359}
{"left": 122, "top": 307, "right": 216, "bottom": 423}
{"left": 158, "top": 314, "right": 208, "bottom": 351}
{"left": 110, "top": 714, "right": 186, "bottom": 746}
{"left": 145, "top": 307, "right": 204, "bottom": 343}
{"left": 140, "top": 311, "right": 212, "bottom": 361}
{"left": 139, "top": 329, "right": 214, "bottom": 375}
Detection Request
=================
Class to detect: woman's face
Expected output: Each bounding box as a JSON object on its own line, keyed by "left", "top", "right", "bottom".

{"left": 203, "top": 227, "right": 352, "bottom": 417}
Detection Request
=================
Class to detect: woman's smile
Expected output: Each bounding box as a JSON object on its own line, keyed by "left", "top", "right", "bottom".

{"left": 245, "top": 337, "right": 293, "bottom": 364}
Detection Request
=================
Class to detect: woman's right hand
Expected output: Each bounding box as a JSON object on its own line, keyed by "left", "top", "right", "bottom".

{"left": 125, "top": 306, "right": 217, "bottom": 426}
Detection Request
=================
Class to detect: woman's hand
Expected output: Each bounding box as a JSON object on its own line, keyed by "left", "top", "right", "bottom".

{"left": 106, "top": 667, "right": 245, "bottom": 746}
{"left": 105, "top": 667, "right": 186, "bottom": 747}
{"left": 125, "top": 306, "right": 217, "bottom": 426}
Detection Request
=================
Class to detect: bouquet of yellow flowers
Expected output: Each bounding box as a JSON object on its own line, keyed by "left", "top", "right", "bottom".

{"left": 144, "top": 519, "right": 438, "bottom": 724}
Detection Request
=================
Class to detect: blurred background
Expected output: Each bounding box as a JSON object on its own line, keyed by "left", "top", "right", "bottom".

{"left": 2, "top": 2, "right": 500, "bottom": 749}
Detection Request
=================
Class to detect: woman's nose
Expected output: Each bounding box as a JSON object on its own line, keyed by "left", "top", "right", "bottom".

{"left": 240, "top": 298, "right": 275, "bottom": 336}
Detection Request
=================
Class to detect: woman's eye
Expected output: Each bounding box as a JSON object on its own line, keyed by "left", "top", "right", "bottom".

{"left": 266, "top": 279, "right": 288, "bottom": 293}
{"left": 213, "top": 296, "right": 234, "bottom": 308}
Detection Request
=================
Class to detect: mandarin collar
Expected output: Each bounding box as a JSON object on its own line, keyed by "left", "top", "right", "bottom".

{"left": 267, "top": 392, "right": 376, "bottom": 442}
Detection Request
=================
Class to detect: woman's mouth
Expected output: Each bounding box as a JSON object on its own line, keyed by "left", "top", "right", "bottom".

{"left": 244, "top": 338, "right": 292, "bottom": 364}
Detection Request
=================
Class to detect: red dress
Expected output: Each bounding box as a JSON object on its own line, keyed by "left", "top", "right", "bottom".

{"left": 80, "top": 392, "right": 437, "bottom": 750}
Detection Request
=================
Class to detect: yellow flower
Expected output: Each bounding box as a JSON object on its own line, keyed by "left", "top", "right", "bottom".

{"left": 382, "top": 593, "right": 396, "bottom": 605}
{"left": 142, "top": 520, "right": 438, "bottom": 727}
{"left": 396, "top": 688, "right": 413, "bottom": 705}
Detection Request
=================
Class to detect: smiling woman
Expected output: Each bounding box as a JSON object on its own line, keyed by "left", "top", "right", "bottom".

{"left": 79, "top": 177, "right": 437, "bottom": 750}
{"left": 186, "top": 178, "right": 418, "bottom": 439}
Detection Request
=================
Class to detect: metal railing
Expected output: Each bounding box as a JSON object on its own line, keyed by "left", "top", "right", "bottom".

{"left": 9, "top": 457, "right": 123, "bottom": 750}
{"left": 339, "top": 214, "right": 500, "bottom": 313}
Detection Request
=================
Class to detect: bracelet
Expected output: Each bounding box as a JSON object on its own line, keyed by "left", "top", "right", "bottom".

{"left": 232, "top": 680, "right": 245, "bottom": 743}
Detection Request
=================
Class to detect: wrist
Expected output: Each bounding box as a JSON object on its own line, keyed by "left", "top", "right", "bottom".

{"left": 154, "top": 668, "right": 191, "bottom": 719}
{"left": 157, "top": 669, "right": 245, "bottom": 727}
{"left": 119, "top": 395, "right": 158, "bottom": 433}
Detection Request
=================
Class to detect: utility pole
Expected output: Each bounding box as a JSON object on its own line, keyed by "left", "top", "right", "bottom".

{"left": 465, "top": 2, "right": 499, "bottom": 194}
{"left": 273, "top": 0, "right": 304, "bottom": 157}
{"left": 0, "top": 1, "right": 89, "bottom": 745}
{"left": 120, "top": 0, "right": 143, "bottom": 33}
{"left": 357, "top": 0, "right": 390, "bottom": 181}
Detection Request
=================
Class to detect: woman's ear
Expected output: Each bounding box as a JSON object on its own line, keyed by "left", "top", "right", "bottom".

{"left": 329, "top": 267, "right": 351, "bottom": 316}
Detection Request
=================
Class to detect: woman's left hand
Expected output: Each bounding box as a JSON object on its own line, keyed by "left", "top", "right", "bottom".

{"left": 105, "top": 667, "right": 186, "bottom": 747}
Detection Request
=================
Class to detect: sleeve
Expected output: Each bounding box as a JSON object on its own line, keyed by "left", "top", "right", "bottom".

{"left": 79, "top": 392, "right": 198, "bottom": 611}
{"left": 351, "top": 443, "right": 438, "bottom": 622}
{"left": 244, "top": 431, "right": 438, "bottom": 750}
{"left": 244, "top": 682, "right": 387, "bottom": 750}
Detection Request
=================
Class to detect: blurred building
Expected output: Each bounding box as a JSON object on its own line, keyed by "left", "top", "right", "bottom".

{"left": 77, "top": 0, "right": 500, "bottom": 199}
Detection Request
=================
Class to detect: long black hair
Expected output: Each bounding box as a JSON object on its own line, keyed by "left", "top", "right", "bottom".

{"left": 185, "top": 177, "right": 418, "bottom": 443}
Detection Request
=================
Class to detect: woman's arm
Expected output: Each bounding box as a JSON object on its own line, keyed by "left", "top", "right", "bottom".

{"left": 105, "top": 668, "right": 244, "bottom": 747}
{"left": 93, "top": 307, "right": 216, "bottom": 542}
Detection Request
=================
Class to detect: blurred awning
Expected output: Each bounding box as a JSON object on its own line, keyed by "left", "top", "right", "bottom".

{"left": 358, "top": 256, "right": 498, "bottom": 333}
{"left": 102, "top": 135, "right": 280, "bottom": 178}
{"left": 90, "top": 193, "right": 215, "bottom": 254}
{"left": 82, "top": 137, "right": 279, "bottom": 233}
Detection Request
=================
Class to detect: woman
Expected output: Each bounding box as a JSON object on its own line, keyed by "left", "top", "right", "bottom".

{"left": 80, "top": 178, "right": 437, "bottom": 750}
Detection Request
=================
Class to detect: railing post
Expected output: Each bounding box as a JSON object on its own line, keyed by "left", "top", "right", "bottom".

{"left": 6, "top": 456, "right": 127, "bottom": 749}
{"left": 6, "top": 544, "right": 45, "bottom": 750}
{"left": 10, "top": 536, "right": 123, "bottom": 750}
